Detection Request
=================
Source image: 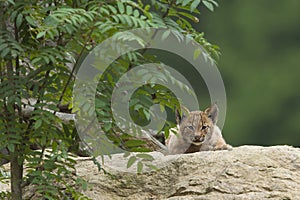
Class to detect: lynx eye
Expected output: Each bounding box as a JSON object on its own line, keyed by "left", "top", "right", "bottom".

{"left": 187, "top": 126, "right": 194, "bottom": 130}
{"left": 201, "top": 125, "right": 208, "bottom": 130}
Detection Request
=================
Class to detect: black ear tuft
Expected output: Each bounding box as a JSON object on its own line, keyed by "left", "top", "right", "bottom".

{"left": 175, "top": 106, "right": 189, "bottom": 124}
{"left": 175, "top": 109, "right": 183, "bottom": 124}
{"left": 204, "top": 104, "right": 219, "bottom": 124}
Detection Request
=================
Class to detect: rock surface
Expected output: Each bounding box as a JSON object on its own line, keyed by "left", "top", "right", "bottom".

{"left": 76, "top": 145, "right": 300, "bottom": 200}
{"left": 1, "top": 145, "right": 300, "bottom": 199}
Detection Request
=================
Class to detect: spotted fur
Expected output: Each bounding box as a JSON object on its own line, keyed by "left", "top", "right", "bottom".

{"left": 165, "top": 104, "right": 232, "bottom": 154}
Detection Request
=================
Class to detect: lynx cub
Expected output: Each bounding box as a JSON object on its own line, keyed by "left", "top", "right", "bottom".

{"left": 165, "top": 104, "right": 232, "bottom": 154}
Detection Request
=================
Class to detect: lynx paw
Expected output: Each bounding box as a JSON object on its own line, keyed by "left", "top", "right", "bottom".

{"left": 214, "top": 144, "right": 233, "bottom": 151}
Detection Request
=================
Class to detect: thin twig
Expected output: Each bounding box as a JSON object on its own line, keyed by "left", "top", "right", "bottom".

{"left": 55, "top": 27, "right": 95, "bottom": 115}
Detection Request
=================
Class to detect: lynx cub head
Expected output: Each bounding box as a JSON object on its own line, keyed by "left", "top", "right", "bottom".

{"left": 176, "top": 104, "right": 219, "bottom": 146}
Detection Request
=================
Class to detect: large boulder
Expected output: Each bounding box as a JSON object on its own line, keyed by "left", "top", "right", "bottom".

{"left": 76, "top": 145, "right": 300, "bottom": 200}
{"left": 1, "top": 145, "right": 300, "bottom": 199}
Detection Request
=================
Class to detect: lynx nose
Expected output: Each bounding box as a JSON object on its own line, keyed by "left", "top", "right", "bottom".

{"left": 194, "top": 135, "right": 205, "bottom": 142}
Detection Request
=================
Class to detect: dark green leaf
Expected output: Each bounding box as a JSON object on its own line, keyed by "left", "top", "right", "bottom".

{"left": 7, "top": 143, "right": 14, "bottom": 153}
{"left": 16, "top": 13, "right": 23, "bottom": 28}
{"left": 34, "top": 120, "right": 43, "bottom": 129}
{"left": 0, "top": 48, "right": 10, "bottom": 58}
{"left": 0, "top": 43, "right": 8, "bottom": 52}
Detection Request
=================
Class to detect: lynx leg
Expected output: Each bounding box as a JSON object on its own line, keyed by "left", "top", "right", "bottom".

{"left": 214, "top": 137, "right": 233, "bottom": 151}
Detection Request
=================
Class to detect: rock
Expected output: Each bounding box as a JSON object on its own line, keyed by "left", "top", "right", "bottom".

{"left": 75, "top": 145, "right": 300, "bottom": 200}
{"left": 1, "top": 145, "right": 300, "bottom": 199}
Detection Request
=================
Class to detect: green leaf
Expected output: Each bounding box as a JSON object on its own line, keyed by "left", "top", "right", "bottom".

{"left": 127, "top": 156, "right": 137, "bottom": 168}
{"left": 133, "top": 9, "right": 139, "bottom": 17}
{"left": 130, "top": 147, "right": 151, "bottom": 152}
{"left": 16, "top": 13, "right": 23, "bottom": 28}
{"left": 208, "top": 0, "right": 219, "bottom": 7}
{"left": 136, "top": 153, "right": 154, "bottom": 161}
{"left": 117, "top": 2, "right": 125, "bottom": 14}
{"left": 203, "top": 0, "right": 214, "bottom": 11}
{"left": 193, "top": 48, "right": 202, "bottom": 60}
{"left": 137, "top": 161, "right": 143, "bottom": 173}
{"left": 123, "top": 151, "right": 131, "bottom": 158}
{"left": 0, "top": 48, "right": 10, "bottom": 58}
{"left": 178, "top": 12, "right": 198, "bottom": 23}
{"left": 43, "top": 194, "right": 55, "bottom": 200}
{"left": 36, "top": 31, "right": 46, "bottom": 39}
{"left": 179, "top": 0, "right": 193, "bottom": 6}
{"left": 126, "top": 5, "right": 133, "bottom": 15}
{"left": 34, "top": 119, "right": 43, "bottom": 129}
{"left": 145, "top": 164, "right": 158, "bottom": 171}
{"left": 161, "top": 29, "right": 171, "bottom": 41}
{"left": 25, "top": 16, "right": 36, "bottom": 26}
{"left": 190, "top": 0, "right": 201, "bottom": 12}
{"left": 143, "top": 109, "right": 151, "bottom": 121}
{"left": 7, "top": 0, "right": 15, "bottom": 5}
{"left": 103, "top": 123, "right": 112, "bottom": 132}
{"left": 0, "top": 43, "right": 8, "bottom": 52}
{"left": 159, "top": 103, "right": 165, "bottom": 113}
{"left": 95, "top": 98, "right": 107, "bottom": 107}
{"left": 31, "top": 57, "right": 43, "bottom": 65}
{"left": 108, "top": 5, "right": 117, "bottom": 14}
{"left": 7, "top": 143, "right": 14, "bottom": 153}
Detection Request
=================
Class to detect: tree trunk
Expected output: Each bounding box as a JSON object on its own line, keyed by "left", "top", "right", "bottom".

{"left": 10, "top": 151, "right": 23, "bottom": 200}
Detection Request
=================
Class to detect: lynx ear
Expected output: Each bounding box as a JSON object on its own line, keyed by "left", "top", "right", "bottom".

{"left": 175, "top": 105, "right": 189, "bottom": 124}
{"left": 204, "top": 104, "right": 219, "bottom": 124}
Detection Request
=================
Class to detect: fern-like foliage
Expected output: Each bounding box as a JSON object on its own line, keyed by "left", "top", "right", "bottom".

{"left": 0, "top": 0, "right": 220, "bottom": 198}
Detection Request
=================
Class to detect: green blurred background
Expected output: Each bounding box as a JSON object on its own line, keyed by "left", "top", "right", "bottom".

{"left": 197, "top": 0, "right": 300, "bottom": 147}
